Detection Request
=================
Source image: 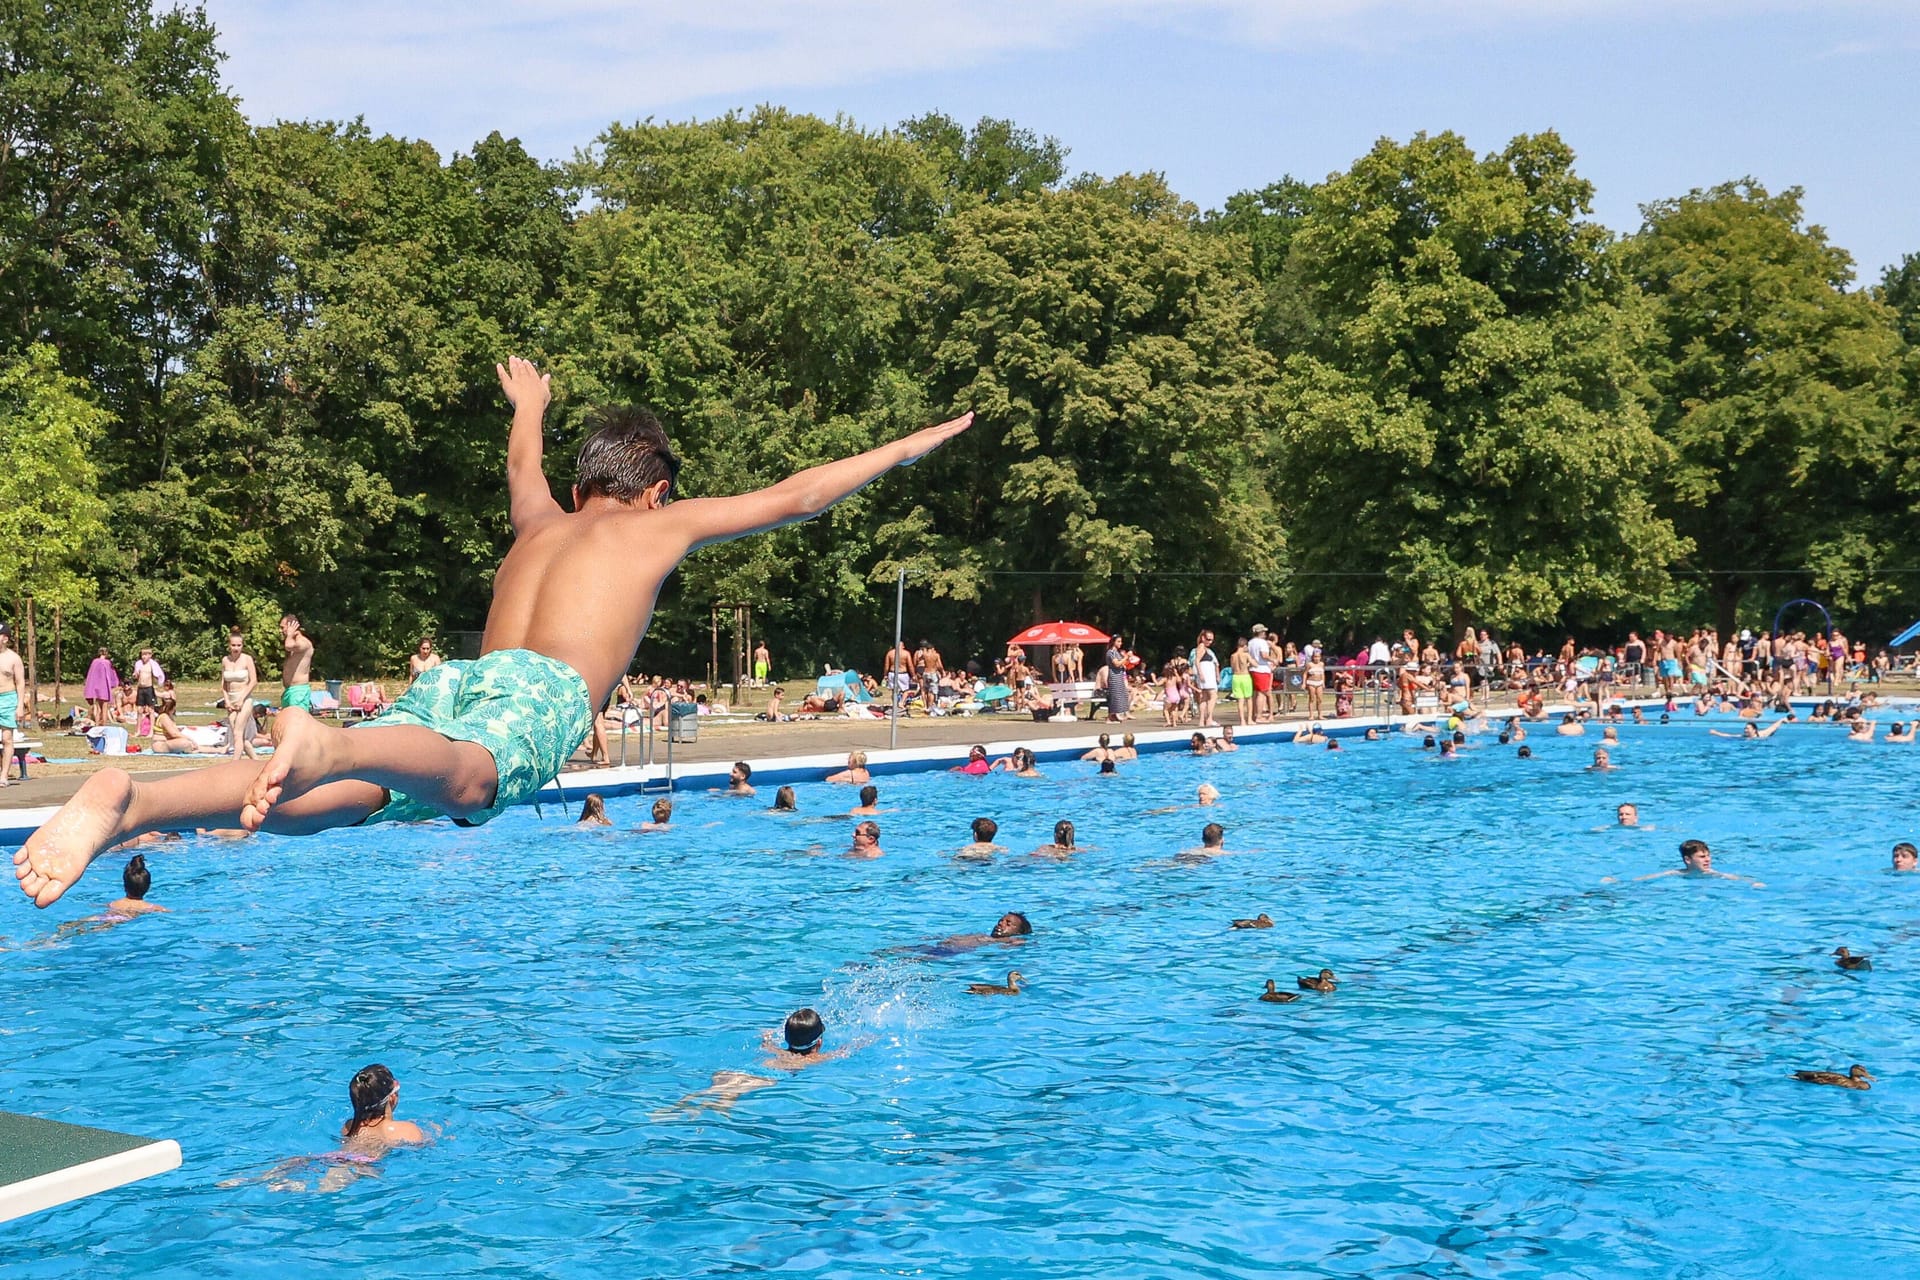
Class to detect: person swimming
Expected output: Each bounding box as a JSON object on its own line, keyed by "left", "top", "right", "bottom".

{"left": 658, "top": 1008, "right": 860, "bottom": 1118}
{"left": 576, "top": 793, "right": 612, "bottom": 826}
{"left": 221, "top": 1062, "right": 429, "bottom": 1192}
{"left": 849, "top": 784, "right": 881, "bottom": 815}
{"left": 1031, "top": 820, "right": 1076, "bottom": 859}
{"left": 847, "top": 820, "right": 883, "bottom": 858}
{"left": 726, "top": 761, "right": 755, "bottom": 796}
{"left": 772, "top": 785, "right": 798, "bottom": 812}
{"left": 639, "top": 798, "right": 672, "bottom": 831}
{"left": 1893, "top": 842, "right": 1917, "bottom": 872}
{"left": 1197, "top": 783, "right": 1219, "bottom": 806}
{"left": 958, "top": 817, "right": 1004, "bottom": 860}
{"left": 105, "top": 853, "right": 167, "bottom": 920}
{"left": 930, "top": 911, "right": 1034, "bottom": 953}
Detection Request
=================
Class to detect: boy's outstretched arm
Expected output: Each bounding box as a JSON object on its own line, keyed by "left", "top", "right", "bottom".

{"left": 498, "top": 357, "right": 563, "bottom": 531}
{"left": 667, "top": 412, "right": 973, "bottom": 551}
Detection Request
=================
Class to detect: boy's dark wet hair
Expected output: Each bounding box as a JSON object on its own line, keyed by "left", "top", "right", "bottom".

{"left": 1421, "top": 735, "right": 1436, "bottom": 749}
{"left": 1053, "top": 819, "right": 1074, "bottom": 847}
{"left": 345, "top": 1063, "right": 397, "bottom": 1138}
{"left": 784, "top": 1007, "right": 824, "bottom": 1052}
{"left": 971, "top": 817, "right": 998, "bottom": 841}
{"left": 1201, "top": 822, "right": 1225, "bottom": 847}
{"left": 1894, "top": 841, "right": 1917, "bottom": 858}
{"left": 123, "top": 854, "right": 151, "bottom": 900}
{"left": 1517, "top": 746, "right": 1533, "bottom": 758}
{"left": 1497, "top": 732, "right": 1511, "bottom": 745}
{"left": 575, "top": 406, "right": 682, "bottom": 503}
{"left": 773, "top": 785, "right": 797, "bottom": 811}
{"left": 1099, "top": 759, "right": 1117, "bottom": 774}
{"left": 1451, "top": 731, "right": 1466, "bottom": 745}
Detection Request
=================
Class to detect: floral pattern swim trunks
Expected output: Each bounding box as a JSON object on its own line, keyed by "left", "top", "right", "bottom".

{"left": 355, "top": 648, "right": 592, "bottom": 825}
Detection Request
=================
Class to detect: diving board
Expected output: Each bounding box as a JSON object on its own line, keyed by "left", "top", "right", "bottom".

{"left": 0, "top": 1111, "right": 180, "bottom": 1223}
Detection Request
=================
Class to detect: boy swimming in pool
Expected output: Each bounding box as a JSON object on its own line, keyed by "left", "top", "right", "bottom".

{"left": 16, "top": 358, "right": 972, "bottom": 906}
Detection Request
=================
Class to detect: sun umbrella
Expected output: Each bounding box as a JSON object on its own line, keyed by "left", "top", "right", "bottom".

{"left": 974, "top": 684, "right": 1014, "bottom": 702}
{"left": 1008, "top": 622, "right": 1110, "bottom": 647}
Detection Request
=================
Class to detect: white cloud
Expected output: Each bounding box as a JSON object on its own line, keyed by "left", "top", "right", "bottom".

{"left": 202, "top": 0, "right": 1919, "bottom": 156}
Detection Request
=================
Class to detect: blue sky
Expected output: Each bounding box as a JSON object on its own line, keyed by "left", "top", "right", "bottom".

{"left": 201, "top": 1, "right": 1919, "bottom": 279}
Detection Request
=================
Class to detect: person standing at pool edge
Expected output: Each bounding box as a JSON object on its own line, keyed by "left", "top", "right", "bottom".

{"left": 15, "top": 358, "right": 973, "bottom": 907}
{"left": 280, "top": 614, "right": 315, "bottom": 713}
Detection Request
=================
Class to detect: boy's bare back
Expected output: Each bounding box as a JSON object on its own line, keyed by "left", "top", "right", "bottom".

{"left": 489, "top": 358, "right": 971, "bottom": 705}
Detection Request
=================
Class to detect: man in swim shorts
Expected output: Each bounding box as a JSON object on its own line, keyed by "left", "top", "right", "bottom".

{"left": 16, "top": 358, "right": 973, "bottom": 906}
{"left": 1228, "top": 637, "right": 1255, "bottom": 726}
{"left": 1247, "top": 624, "right": 1274, "bottom": 723}
{"left": 278, "top": 614, "right": 315, "bottom": 712}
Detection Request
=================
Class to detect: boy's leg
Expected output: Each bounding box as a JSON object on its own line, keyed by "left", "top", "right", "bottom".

{"left": 241, "top": 708, "right": 498, "bottom": 831}
{"left": 14, "top": 762, "right": 389, "bottom": 908}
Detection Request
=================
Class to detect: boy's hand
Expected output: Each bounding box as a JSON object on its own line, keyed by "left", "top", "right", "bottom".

{"left": 496, "top": 356, "right": 551, "bottom": 413}
{"left": 895, "top": 411, "right": 974, "bottom": 465}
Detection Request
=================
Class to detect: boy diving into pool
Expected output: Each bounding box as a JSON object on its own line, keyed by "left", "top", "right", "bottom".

{"left": 14, "top": 358, "right": 972, "bottom": 906}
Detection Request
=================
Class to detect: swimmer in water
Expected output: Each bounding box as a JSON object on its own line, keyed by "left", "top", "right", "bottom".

{"left": 824, "top": 751, "right": 870, "bottom": 784}
{"left": 954, "top": 744, "right": 991, "bottom": 775}
{"left": 658, "top": 1009, "right": 860, "bottom": 1118}
{"left": 1610, "top": 838, "right": 1764, "bottom": 887}
{"left": 576, "top": 793, "right": 613, "bottom": 826}
{"left": 107, "top": 854, "right": 167, "bottom": 918}
{"left": 1895, "top": 842, "right": 1918, "bottom": 872}
{"left": 1188, "top": 732, "right": 1212, "bottom": 756}
{"left": 225, "top": 1063, "right": 429, "bottom": 1192}
{"left": 1710, "top": 719, "right": 1785, "bottom": 740}
{"left": 726, "top": 761, "right": 755, "bottom": 797}
{"left": 1517, "top": 745, "right": 1533, "bottom": 759}
{"left": 1847, "top": 718, "right": 1877, "bottom": 742}
{"left": 849, "top": 784, "right": 881, "bottom": 816}
{"left": 1616, "top": 803, "right": 1640, "bottom": 828}
{"left": 1555, "top": 714, "right": 1585, "bottom": 737}
{"left": 934, "top": 911, "right": 1033, "bottom": 952}
{"left": 771, "top": 785, "right": 798, "bottom": 812}
{"left": 1198, "top": 783, "right": 1219, "bottom": 806}
{"left": 846, "top": 820, "right": 883, "bottom": 859}
{"left": 1030, "top": 819, "right": 1077, "bottom": 860}
{"left": 1215, "top": 726, "right": 1239, "bottom": 752}
{"left": 1098, "top": 759, "right": 1117, "bottom": 775}
{"left": 1293, "top": 723, "right": 1327, "bottom": 745}
{"left": 1081, "top": 733, "right": 1116, "bottom": 765}
{"left": 1886, "top": 722, "right": 1915, "bottom": 744}
{"left": 958, "top": 817, "right": 1004, "bottom": 860}
{"left": 639, "top": 798, "right": 672, "bottom": 831}
{"left": 1589, "top": 748, "right": 1616, "bottom": 771}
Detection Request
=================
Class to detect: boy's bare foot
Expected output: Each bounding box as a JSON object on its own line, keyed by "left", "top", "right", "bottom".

{"left": 240, "top": 708, "right": 341, "bottom": 830}
{"left": 14, "top": 769, "right": 135, "bottom": 907}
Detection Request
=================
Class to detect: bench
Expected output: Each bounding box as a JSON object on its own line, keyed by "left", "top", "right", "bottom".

{"left": 7, "top": 739, "right": 41, "bottom": 781}
{"left": 1048, "top": 681, "right": 1108, "bottom": 721}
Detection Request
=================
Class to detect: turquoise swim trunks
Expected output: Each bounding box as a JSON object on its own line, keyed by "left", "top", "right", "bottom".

{"left": 355, "top": 649, "right": 592, "bottom": 825}
{"left": 0, "top": 690, "right": 16, "bottom": 730}
{"left": 280, "top": 684, "right": 313, "bottom": 710}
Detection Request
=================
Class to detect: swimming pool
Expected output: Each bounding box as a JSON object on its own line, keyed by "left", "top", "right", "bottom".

{"left": 5, "top": 715, "right": 1919, "bottom": 1277}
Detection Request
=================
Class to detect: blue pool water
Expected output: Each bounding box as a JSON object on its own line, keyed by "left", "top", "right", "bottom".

{"left": 5, "top": 716, "right": 1920, "bottom": 1277}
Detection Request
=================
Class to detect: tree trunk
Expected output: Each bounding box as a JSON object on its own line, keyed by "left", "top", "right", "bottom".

{"left": 24, "top": 597, "right": 37, "bottom": 727}
{"left": 1449, "top": 598, "right": 1473, "bottom": 648}
{"left": 1713, "top": 579, "right": 1745, "bottom": 643}
{"left": 1030, "top": 585, "right": 1044, "bottom": 625}
{"left": 52, "top": 605, "right": 61, "bottom": 709}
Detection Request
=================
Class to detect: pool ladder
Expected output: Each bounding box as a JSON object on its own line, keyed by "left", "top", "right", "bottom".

{"left": 619, "top": 712, "right": 675, "bottom": 794}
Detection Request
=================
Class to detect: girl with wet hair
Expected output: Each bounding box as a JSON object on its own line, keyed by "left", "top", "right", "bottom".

{"left": 344, "top": 1064, "right": 401, "bottom": 1140}
{"left": 773, "top": 786, "right": 798, "bottom": 811}
{"left": 576, "top": 793, "right": 612, "bottom": 826}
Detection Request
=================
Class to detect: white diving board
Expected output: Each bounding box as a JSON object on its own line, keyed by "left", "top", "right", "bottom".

{"left": 0, "top": 1111, "right": 180, "bottom": 1223}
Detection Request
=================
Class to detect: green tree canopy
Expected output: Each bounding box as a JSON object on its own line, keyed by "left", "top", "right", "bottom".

{"left": 1628, "top": 181, "right": 1909, "bottom": 634}
{"left": 1269, "top": 131, "right": 1686, "bottom": 641}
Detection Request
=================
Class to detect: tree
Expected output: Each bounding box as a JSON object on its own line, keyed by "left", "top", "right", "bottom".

{"left": 1628, "top": 181, "right": 1908, "bottom": 635}
{"left": 0, "top": 345, "right": 112, "bottom": 702}
{"left": 895, "top": 176, "right": 1280, "bottom": 648}
{"left": 1270, "top": 132, "right": 1686, "bottom": 640}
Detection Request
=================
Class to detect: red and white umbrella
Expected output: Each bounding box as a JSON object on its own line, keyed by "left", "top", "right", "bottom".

{"left": 1008, "top": 621, "right": 1110, "bottom": 647}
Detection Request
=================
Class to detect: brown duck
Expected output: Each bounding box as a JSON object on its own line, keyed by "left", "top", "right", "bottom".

{"left": 1297, "top": 968, "right": 1338, "bottom": 993}
{"left": 967, "top": 970, "right": 1023, "bottom": 996}
{"left": 1793, "top": 1064, "right": 1873, "bottom": 1090}
{"left": 1231, "top": 913, "right": 1275, "bottom": 930}
{"left": 1259, "top": 979, "right": 1300, "bottom": 1004}
{"left": 1833, "top": 947, "right": 1873, "bottom": 972}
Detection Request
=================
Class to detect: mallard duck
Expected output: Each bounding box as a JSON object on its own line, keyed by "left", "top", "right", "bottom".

{"left": 1793, "top": 1064, "right": 1873, "bottom": 1090}
{"left": 967, "top": 970, "right": 1023, "bottom": 996}
{"left": 1259, "top": 979, "right": 1300, "bottom": 1003}
{"left": 1833, "top": 946, "right": 1873, "bottom": 971}
{"left": 1297, "top": 968, "right": 1338, "bottom": 993}
{"left": 1230, "top": 913, "right": 1274, "bottom": 930}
